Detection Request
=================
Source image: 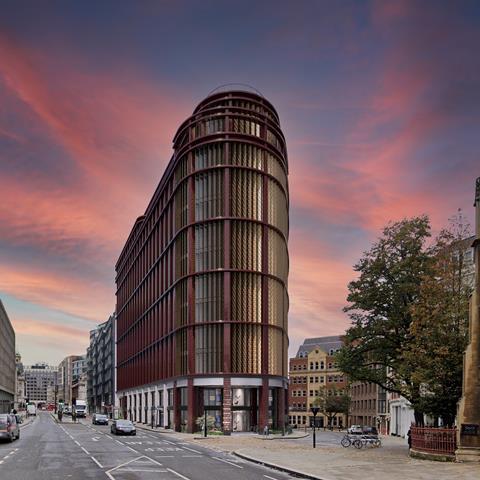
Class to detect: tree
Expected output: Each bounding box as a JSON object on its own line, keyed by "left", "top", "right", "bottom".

{"left": 401, "top": 215, "right": 472, "bottom": 426}
{"left": 314, "top": 389, "right": 350, "bottom": 429}
{"left": 336, "top": 216, "right": 432, "bottom": 423}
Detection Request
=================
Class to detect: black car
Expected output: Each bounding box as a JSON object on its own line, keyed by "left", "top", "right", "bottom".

{"left": 362, "top": 426, "right": 378, "bottom": 436}
{"left": 92, "top": 414, "right": 109, "bottom": 425}
{"left": 111, "top": 420, "right": 136, "bottom": 435}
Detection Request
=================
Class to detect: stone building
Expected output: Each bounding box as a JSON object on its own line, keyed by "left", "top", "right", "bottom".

{"left": 288, "top": 336, "right": 348, "bottom": 429}
{"left": 0, "top": 300, "right": 15, "bottom": 413}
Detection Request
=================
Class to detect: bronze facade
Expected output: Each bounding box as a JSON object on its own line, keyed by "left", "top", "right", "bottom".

{"left": 116, "top": 90, "right": 289, "bottom": 433}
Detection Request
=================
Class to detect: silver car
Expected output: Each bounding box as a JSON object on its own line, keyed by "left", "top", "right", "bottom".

{"left": 0, "top": 414, "right": 20, "bottom": 442}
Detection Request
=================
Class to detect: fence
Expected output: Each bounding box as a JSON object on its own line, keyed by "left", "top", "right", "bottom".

{"left": 411, "top": 426, "right": 457, "bottom": 456}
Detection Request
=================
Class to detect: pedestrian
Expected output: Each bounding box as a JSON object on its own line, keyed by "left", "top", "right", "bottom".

{"left": 407, "top": 429, "right": 412, "bottom": 450}
{"left": 263, "top": 425, "right": 269, "bottom": 437}
{"left": 58, "top": 410, "right": 63, "bottom": 422}
{"left": 72, "top": 408, "right": 77, "bottom": 423}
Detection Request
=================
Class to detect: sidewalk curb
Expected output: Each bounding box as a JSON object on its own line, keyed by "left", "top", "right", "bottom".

{"left": 233, "top": 450, "right": 326, "bottom": 480}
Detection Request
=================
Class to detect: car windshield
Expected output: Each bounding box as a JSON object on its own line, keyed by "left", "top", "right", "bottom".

{"left": 0, "top": 414, "right": 9, "bottom": 425}
{"left": 116, "top": 421, "right": 133, "bottom": 426}
{"left": 96, "top": 415, "right": 107, "bottom": 419}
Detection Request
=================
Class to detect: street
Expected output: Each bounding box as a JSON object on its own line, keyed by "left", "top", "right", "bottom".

{"left": 0, "top": 412, "right": 301, "bottom": 480}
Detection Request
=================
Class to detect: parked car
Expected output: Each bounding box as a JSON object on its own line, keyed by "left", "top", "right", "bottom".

{"left": 362, "top": 426, "right": 378, "bottom": 436}
{"left": 348, "top": 425, "right": 363, "bottom": 434}
{"left": 111, "top": 420, "right": 136, "bottom": 436}
{"left": 0, "top": 414, "right": 20, "bottom": 442}
{"left": 92, "top": 414, "right": 109, "bottom": 425}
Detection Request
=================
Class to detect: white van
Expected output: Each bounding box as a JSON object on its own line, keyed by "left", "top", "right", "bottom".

{"left": 27, "top": 403, "right": 37, "bottom": 416}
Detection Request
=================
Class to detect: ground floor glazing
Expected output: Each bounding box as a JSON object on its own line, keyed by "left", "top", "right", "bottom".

{"left": 118, "top": 376, "right": 287, "bottom": 434}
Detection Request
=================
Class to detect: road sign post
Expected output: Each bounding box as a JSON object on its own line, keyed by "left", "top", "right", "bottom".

{"left": 310, "top": 406, "right": 320, "bottom": 448}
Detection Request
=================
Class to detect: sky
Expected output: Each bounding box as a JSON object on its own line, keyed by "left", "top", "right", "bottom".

{"left": 0, "top": 0, "right": 479, "bottom": 365}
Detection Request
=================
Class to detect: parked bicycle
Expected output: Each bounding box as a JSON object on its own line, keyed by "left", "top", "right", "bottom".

{"left": 341, "top": 433, "right": 381, "bottom": 448}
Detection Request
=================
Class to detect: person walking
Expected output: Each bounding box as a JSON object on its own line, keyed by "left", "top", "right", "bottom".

{"left": 407, "top": 428, "right": 412, "bottom": 450}
{"left": 72, "top": 408, "right": 77, "bottom": 423}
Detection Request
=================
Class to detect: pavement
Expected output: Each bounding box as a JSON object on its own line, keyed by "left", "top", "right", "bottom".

{"left": 132, "top": 425, "right": 480, "bottom": 480}
{"left": 0, "top": 411, "right": 304, "bottom": 479}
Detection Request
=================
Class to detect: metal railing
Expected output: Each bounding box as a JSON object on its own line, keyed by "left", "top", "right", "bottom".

{"left": 411, "top": 426, "right": 457, "bottom": 455}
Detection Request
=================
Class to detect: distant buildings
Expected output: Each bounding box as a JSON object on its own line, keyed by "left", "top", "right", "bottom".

{"left": 288, "top": 336, "right": 348, "bottom": 429}
{"left": 24, "top": 363, "right": 57, "bottom": 404}
{"left": 87, "top": 315, "right": 115, "bottom": 414}
{"left": 14, "top": 353, "right": 26, "bottom": 410}
{"left": 0, "top": 300, "right": 15, "bottom": 413}
{"left": 58, "top": 355, "right": 86, "bottom": 406}
{"left": 115, "top": 89, "right": 289, "bottom": 433}
{"left": 349, "top": 380, "right": 388, "bottom": 433}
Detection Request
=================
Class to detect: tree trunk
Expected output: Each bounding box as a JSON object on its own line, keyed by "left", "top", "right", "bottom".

{"left": 414, "top": 409, "right": 424, "bottom": 426}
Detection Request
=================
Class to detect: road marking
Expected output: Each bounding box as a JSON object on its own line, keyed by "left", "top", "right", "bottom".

{"left": 74, "top": 440, "right": 81, "bottom": 446}
{"left": 167, "top": 468, "right": 191, "bottom": 479}
{"left": 182, "top": 455, "right": 202, "bottom": 458}
{"left": 163, "top": 439, "right": 176, "bottom": 445}
{"left": 213, "top": 457, "right": 243, "bottom": 469}
{"left": 90, "top": 456, "right": 103, "bottom": 468}
{"left": 115, "top": 440, "right": 123, "bottom": 445}
{"left": 182, "top": 446, "right": 201, "bottom": 454}
{"left": 125, "top": 445, "right": 139, "bottom": 453}
{"left": 264, "top": 476, "right": 279, "bottom": 480}
{"left": 105, "top": 456, "right": 162, "bottom": 480}
{"left": 92, "top": 437, "right": 100, "bottom": 442}
{"left": 106, "top": 435, "right": 113, "bottom": 439}
{"left": 81, "top": 447, "right": 90, "bottom": 455}
{"left": 155, "top": 455, "right": 174, "bottom": 457}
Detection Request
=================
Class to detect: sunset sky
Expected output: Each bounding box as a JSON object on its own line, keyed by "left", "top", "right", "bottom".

{"left": 1, "top": 0, "right": 479, "bottom": 365}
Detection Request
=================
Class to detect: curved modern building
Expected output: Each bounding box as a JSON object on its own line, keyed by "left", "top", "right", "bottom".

{"left": 116, "top": 89, "right": 289, "bottom": 433}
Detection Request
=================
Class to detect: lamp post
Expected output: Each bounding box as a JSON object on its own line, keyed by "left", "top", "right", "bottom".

{"left": 310, "top": 406, "right": 320, "bottom": 448}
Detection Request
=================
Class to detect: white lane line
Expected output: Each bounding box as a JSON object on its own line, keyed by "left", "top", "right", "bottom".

{"left": 0, "top": 460, "right": 4, "bottom": 464}
{"left": 74, "top": 440, "right": 81, "bottom": 446}
{"left": 213, "top": 457, "right": 243, "bottom": 469}
{"left": 167, "top": 468, "right": 191, "bottom": 479}
{"left": 125, "top": 445, "right": 139, "bottom": 453}
{"left": 182, "top": 455, "right": 202, "bottom": 458}
{"left": 90, "top": 456, "right": 103, "bottom": 468}
{"left": 264, "top": 476, "right": 279, "bottom": 480}
{"left": 115, "top": 440, "right": 123, "bottom": 445}
{"left": 81, "top": 446, "right": 90, "bottom": 455}
{"left": 106, "top": 435, "right": 113, "bottom": 439}
{"left": 182, "top": 446, "right": 201, "bottom": 454}
{"left": 163, "top": 439, "right": 176, "bottom": 445}
{"left": 155, "top": 455, "right": 174, "bottom": 457}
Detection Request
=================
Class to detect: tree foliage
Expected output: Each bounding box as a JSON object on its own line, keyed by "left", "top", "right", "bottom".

{"left": 401, "top": 216, "right": 472, "bottom": 425}
{"left": 337, "top": 213, "right": 472, "bottom": 424}
{"left": 336, "top": 216, "right": 432, "bottom": 414}
{"left": 313, "top": 389, "right": 350, "bottom": 427}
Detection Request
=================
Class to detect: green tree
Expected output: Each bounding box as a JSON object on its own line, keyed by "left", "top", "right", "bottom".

{"left": 314, "top": 389, "right": 350, "bottom": 429}
{"left": 402, "top": 216, "right": 472, "bottom": 426}
{"left": 336, "top": 216, "right": 432, "bottom": 423}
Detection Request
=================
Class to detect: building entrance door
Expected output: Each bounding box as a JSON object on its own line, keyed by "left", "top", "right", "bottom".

{"left": 232, "top": 410, "right": 251, "bottom": 432}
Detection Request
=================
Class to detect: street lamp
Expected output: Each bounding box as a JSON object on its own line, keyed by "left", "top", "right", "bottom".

{"left": 310, "top": 406, "right": 320, "bottom": 448}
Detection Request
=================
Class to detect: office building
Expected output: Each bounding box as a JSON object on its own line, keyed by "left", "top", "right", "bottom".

{"left": 288, "top": 336, "right": 348, "bottom": 428}
{"left": 0, "top": 300, "right": 15, "bottom": 413}
{"left": 24, "top": 363, "right": 57, "bottom": 405}
{"left": 116, "top": 89, "right": 289, "bottom": 433}
{"left": 87, "top": 315, "right": 115, "bottom": 414}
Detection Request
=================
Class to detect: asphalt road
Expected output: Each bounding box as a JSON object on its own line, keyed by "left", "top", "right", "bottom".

{"left": 0, "top": 412, "right": 303, "bottom": 480}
